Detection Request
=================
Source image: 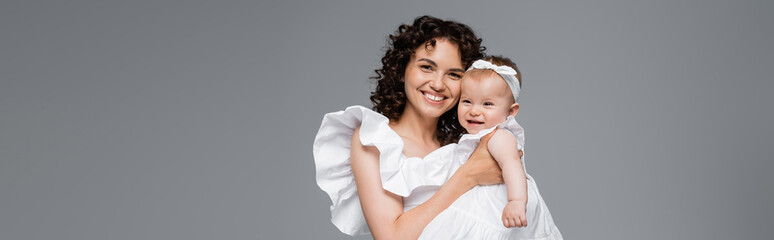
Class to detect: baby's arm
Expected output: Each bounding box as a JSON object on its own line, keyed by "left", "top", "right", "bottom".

{"left": 487, "top": 129, "right": 528, "bottom": 228}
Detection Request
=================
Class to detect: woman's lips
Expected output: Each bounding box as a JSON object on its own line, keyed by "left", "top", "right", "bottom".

{"left": 422, "top": 91, "right": 446, "bottom": 105}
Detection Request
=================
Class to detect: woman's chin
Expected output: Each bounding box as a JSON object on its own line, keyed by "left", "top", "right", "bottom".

{"left": 423, "top": 105, "right": 453, "bottom": 118}
{"left": 406, "top": 98, "right": 455, "bottom": 119}
{"left": 412, "top": 103, "right": 447, "bottom": 116}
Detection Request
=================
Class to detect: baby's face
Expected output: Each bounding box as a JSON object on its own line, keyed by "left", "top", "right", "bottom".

{"left": 457, "top": 71, "right": 517, "bottom": 134}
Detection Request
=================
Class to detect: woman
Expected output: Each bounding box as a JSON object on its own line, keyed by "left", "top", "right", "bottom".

{"left": 314, "top": 16, "right": 513, "bottom": 239}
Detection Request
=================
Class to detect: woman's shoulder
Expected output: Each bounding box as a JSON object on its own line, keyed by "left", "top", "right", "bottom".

{"left": 313, "top": 105, "right": 391, "bottom": 236}
{"left": 316, "top": 105, "right": 386, "bottom": 132}
{"left": 314, "top": 105, "right": 403, "bottom": 170}
{"left": 315, "top": 105, "right": 401, "bottom": 148}
{"left": 313, "top": 105, "right": 410, "bottom": 236}
{"left": 313, "top": 105, "right": 463, "bottom": 235}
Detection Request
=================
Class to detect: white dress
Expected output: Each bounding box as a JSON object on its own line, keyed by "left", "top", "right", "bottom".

{"left": 313, "top": 105, "right": 562, "bottom": 239}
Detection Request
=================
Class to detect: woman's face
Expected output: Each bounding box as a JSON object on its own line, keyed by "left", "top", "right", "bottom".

{"left": 403, "top": 38, "right": 465, "bottom": 119}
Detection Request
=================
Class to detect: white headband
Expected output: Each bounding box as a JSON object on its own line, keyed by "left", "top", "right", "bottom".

{"left": 467, "top": 59, "right": 520, "bottom": 102}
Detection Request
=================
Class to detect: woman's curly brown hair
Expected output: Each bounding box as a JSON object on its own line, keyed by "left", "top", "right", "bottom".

{"left": 370, "top": 15, "right": 486, "bottom": 145}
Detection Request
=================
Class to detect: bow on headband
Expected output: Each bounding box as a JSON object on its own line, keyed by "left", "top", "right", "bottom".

{"left": 467, "top": 59, "right": 521, "bottom": 102}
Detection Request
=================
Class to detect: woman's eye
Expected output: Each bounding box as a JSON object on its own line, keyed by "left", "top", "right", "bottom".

{"left": 420, "top": 65, "right": 433, "bottom": 71}
{"left": 449, "top": 72, "right": 462, "bottom": 79}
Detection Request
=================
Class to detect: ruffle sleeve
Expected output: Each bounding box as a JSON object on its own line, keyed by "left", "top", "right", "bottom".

{"left": 313, "top": 105, "right": 455, "bottom": 235}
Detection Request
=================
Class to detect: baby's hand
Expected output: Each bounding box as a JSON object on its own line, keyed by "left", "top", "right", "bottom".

{"left": 502, "top": 200, "right": 527, "bottom": 228}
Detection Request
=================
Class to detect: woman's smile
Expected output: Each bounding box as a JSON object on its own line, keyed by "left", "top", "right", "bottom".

{"left": 421, "top": 90, "right": 447, "bottom": 104}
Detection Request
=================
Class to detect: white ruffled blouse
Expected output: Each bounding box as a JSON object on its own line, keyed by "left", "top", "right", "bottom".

{"left": 313, "top": 106, "right": 562, "bottom": 239}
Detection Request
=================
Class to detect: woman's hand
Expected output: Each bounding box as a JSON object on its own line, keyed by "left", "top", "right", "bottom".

{"left": 459, "top": 130, "right": 523, "bottom": 186}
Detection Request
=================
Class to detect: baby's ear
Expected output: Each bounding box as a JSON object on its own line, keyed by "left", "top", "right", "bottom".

{"left": 509, "top": 103, "right": 520, "bottom": 117}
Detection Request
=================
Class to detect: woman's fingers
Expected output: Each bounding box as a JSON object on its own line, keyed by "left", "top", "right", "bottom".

{"left": 466, "top": 129, "right": 504, "bottom": 185}
{"left": 520, "top": 215, "right": 527, "bottom": 227}
{"left": 473, "top": 130, "right": 495, "bottom": 154}
{"left": 477, "top": 164, "right": 503, "bottom": 185}
{"left": 479, "top": 129, "right": 496, "bottom": 146}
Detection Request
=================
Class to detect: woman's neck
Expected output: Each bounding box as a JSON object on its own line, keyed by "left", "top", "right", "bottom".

{"left": 389, "top": 106, "right": 440, "bottom": 145}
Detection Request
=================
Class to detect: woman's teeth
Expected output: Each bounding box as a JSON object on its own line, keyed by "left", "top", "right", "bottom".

{"left": 424, "top": 92, "right": 444, "bottom": 102}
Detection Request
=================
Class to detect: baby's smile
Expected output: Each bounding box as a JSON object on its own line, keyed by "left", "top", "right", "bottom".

{"left": 466, "top": 119, "right": 484, "bottom": 125}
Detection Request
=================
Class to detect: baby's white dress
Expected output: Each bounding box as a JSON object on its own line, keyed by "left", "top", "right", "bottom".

{"left": 313, "top": 105, "right": 562, "bottom": 239}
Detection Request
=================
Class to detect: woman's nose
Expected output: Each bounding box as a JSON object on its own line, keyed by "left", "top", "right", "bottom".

{"left": 428, "top": 75, "right": 445, "bottom": 92}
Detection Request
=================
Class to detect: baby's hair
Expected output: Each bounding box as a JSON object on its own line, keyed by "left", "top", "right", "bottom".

{"left": 479, "top": 55, "right": 521, "bottom": 88}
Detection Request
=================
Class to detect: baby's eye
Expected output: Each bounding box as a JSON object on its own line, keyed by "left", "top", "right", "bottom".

{"left": 461, "top": 99, "right": 471, "bottom": 104}
{"left": 484, "top": 102, "right": 494, "bottom": 106}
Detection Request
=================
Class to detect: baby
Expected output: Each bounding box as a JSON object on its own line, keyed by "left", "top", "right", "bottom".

{"left": 417, "top": 56, "right": 561, "bottom": 238}
{"left": 408, "top": 56, "right": 562, "bottom": 238}
{"left": 458, "top": 56, "right": 529, "bottom": 228}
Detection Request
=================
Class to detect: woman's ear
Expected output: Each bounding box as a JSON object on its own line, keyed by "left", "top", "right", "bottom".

{"left": 509, "top": 103, "right": 520, "bottom": 117}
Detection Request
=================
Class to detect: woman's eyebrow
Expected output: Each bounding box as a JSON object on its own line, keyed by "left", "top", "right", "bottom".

{"left": 418, "top": 58, "right": 464, "bottom": 72}
{"left": 417, "top": 58, "right": 437, "bottom": 67}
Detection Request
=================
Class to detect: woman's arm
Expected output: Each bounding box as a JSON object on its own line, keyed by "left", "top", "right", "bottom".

{"left": 350, "top": 127, "right": 502, "bottom": 239}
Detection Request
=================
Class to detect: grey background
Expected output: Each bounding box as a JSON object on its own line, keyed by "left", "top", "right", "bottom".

{"left": 1, "top": 0, "right": 772, "bottom": 239}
